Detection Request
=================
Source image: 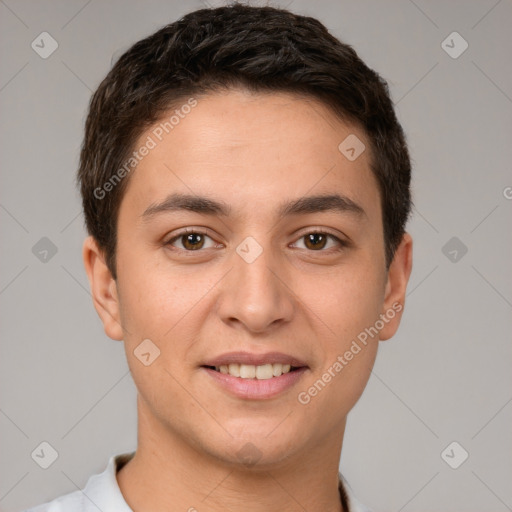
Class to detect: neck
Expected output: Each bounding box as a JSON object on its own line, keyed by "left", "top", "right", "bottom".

{"left": 117, "top": 396, "right": 346, "bottom": 512}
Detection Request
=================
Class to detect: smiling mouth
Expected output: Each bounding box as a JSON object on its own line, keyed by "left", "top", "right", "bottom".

{"left": 202, "top": 363, "right": 302, "bottom": 380}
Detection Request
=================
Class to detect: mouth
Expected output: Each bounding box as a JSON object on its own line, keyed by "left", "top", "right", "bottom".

{"left": 200, "top": 351, "right": 309, "bottom": 400}
{"left": 202, "top": 363, "right": 302, "bottom": 380}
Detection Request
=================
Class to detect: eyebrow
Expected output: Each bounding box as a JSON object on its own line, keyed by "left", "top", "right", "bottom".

{"left": 141, "top": 192, "right": 366, "bottom": 221}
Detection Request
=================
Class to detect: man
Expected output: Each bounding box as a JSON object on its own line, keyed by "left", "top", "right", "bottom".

{"left": 27, "top": 4, "right": 412, "bottom": 511}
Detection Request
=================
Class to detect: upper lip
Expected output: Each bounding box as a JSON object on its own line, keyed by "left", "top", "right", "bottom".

{"left": 202, "top": 351, "right": 308, "bottom": 368}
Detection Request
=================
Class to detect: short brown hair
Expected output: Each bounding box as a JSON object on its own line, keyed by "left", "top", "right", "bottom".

{"left": 78, "top": 3, "right": 412, "bottom": 279}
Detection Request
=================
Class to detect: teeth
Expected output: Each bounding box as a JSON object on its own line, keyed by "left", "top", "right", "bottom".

{"left": 256, "top": 364, "right": 273, "bottom": 380}
{"left": 272, "top": 363, "right": 283, "bottom": 377}
{"left": 214, "top": 363, "right": 295, "bottom": 379}
{"left": 228, "top": 363, "right": 240, "bottom": 377}
{"left": 240, "top": 364, "right": 256, "bottom": 379}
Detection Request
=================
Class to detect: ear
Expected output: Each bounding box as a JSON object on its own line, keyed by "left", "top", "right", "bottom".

{"left": 82, "top": 236, "right": 124, "bottom": 341}
{"left": 379, "top": 232, "right": 413, "bottom": 341}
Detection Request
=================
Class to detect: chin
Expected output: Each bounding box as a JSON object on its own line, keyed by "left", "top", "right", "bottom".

{"left": 201, "top": 427, "right": 306, "bottom": 470}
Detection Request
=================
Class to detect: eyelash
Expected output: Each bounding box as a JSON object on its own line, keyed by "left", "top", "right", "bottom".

{"left": 165, "top": 228, "right": 348, "bottom": 254}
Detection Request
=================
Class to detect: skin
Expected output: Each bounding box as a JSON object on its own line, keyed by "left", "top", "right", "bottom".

{"left": 83, "top": 88, "right": 412, "bottom": 512}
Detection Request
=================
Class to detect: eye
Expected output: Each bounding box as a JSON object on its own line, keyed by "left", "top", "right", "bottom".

{"left": 165, "top": 228, "right": 346, "bottom": 253}
{"left": 166, "top": 229, "right": 220, "bottom": 251}
{"left": 291, "top": 231, "right": 346, "bottom": 252}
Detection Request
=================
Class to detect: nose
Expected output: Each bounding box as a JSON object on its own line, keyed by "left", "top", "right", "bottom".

{"left": 215, "top": 242, "right": 295, "bottom": 334}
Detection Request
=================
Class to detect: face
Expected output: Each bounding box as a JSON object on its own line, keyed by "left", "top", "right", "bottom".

{"left": 84, "top": 88, "right": 412, "bottom": 469}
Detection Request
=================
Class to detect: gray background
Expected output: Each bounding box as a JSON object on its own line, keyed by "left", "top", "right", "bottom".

{"left": 0, "top": 0, "right": 511, "bottom": 511}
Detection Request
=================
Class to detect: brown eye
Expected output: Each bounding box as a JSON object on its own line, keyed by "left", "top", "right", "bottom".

{"left": 181, "top": 233, "right": 205, "bottom": 250}
{"left": 166, "top": 230, "right": 218, "bottom": 251}
{"left": 303, "top": 233, "right": 328, "bottom": 250}
{"left": 292, "top": 231, "right": 344, "bottom": 252}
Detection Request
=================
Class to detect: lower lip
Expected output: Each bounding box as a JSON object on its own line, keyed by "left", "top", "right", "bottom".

{"left": 202, "top": 367, "right": 308, "bottom": 400}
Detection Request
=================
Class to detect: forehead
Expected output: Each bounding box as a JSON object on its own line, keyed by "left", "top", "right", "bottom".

{"left": 119, "top": 88, "right": 380, "bottom": 225}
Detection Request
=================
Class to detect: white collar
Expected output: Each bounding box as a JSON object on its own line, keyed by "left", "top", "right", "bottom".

{"left": 31, "top": 452, "right": 371, "bottom": 512}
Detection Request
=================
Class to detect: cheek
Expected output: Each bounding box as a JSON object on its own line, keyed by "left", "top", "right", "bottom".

{"left": 116, "top": 254, "right": 215, "bottom": 340}
{"left": 293, "top": 262, "right": 383, "bottom": 413}
{"left": 116, "top": 264, "right": 205, "bottom": 422}
{"left": 300, "top": 260, "right": 385, "bottom": 344}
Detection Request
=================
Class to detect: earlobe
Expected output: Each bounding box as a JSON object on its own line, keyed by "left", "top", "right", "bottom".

{"left": 379, "top": 233, "right": 413, "bottom": 341}
{"left": 82, "top": 236, "right": 124, "bottom": 341}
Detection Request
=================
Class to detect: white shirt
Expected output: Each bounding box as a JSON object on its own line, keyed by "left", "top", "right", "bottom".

{"left": 25, "top": 452, "right": 372, "bottom": 512}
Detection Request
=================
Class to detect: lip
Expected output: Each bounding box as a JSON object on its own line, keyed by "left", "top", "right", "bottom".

{"left": 201, "top": 351, "right": 309, "bottom": 400}
{"left": 202, "top": 351, "right": 308, "bottom": 368}
{"left": 202, "top": 366, "right": 308, "bottom": 400}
